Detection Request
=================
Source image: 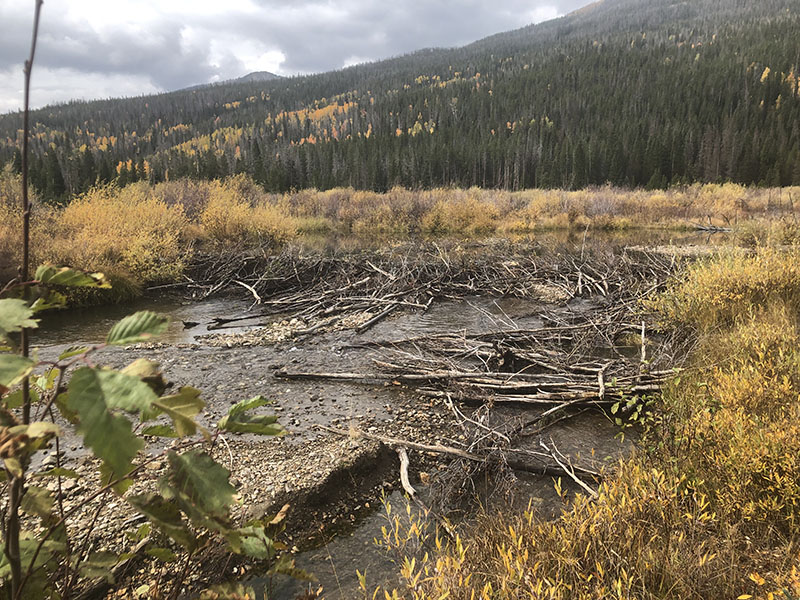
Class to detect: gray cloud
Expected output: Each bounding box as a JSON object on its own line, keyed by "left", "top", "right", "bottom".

{"left": 0, "top": 0, "right": 592, "bottom": 112}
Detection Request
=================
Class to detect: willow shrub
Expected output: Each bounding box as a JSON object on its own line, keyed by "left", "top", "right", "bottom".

{"left": 649, "top": 247, "right": 800, "bottom": 332}
{"left": 199, "top": 175, "right": 297, "bottom": 246}
{"left": 41, "top": 182, "right": 189, "bottom": 285}
{"left": 377, "top": 250, "right": 800, "bottom": 600}
{"left": 421, "top": 190, "right": 499, "bottom": 235}
{"left": 0, "top": 167, "right": 23, "bottom": 279}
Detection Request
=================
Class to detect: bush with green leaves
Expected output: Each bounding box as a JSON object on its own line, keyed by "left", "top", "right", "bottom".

{"left": 0, "top": 266, "right": 296, "bottom": 599}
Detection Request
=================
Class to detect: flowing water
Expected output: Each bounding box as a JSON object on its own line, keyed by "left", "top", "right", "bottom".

{"left": 34, "top": 296, "right": 256, "bottom": 347}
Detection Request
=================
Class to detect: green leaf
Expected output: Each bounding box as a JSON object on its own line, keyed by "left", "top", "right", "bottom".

{"left": 227, "top": 396, "right": 271, "bottom": 418}
{"left": 20, "top": 421, "right": 61, "bottom": 439}
{"left": 30, "top": 291, "right": 68, "bottom": 313}
{"left": 127, "top": 493, "right": 196, "bottom": 551}
{"left": 162, "top": 451, "right": 236, "bottom": 521}
{"left": 67, "top": 367, "right": 157, "bottom": 481}
{"left": 21, "top": 485, "right": 54, "bottom": 521}
{"left": 0, "top": 537, "right": 65, "bottom": 588}
{"left": 34, "top": 467, "right": 81, "bottom": 479}
{"left": 69, "top": 367, "right": 157, "bottom": 413}
{"left": 0, "top": 299, "right": 38, "bottom": 341}
{"left": 35, "top": 367, "right": 59, "bottom": 391}
{"left": 145, "top": 547, "right": 177, "bottom": 562}
{"left": 106, "top": 312, "right": 169, "bottom": 346}
{"left": 228, "top": 525, "right": 275, "bottom": 560}
{"left": 152, "top": 387, "right": 206, "bottom": 438}
{"left": 99, "top": 455, "right": 134, "bottom": 496}
{"left": 142, "top": 425, "right": 178, "bottom": 438}
{"left": 58, "top": 346, "right": 89, "bottom": 361}
{"left": 35, "top": 265, "right": 110, "bottom": 288}
{"left": 0, "top": 354, "right": 35, "bottom": 388}
{"left": 3, "top": 389, "right": 24, "bottom": 409}
{"left": 219, "top": 413, "right": 282, "bottom": 437}
{"left": 78, "top": 551, "right": 118, "bottom": 582}
{"left": 218, "top": 396, "right": 283, "bottom": 436}
{"left": 55, "top": 392, "right": 79, "bottom": 425}
{"left": 4, "top": 458, "right": 23, "bottom": 478}
{"left": 124, "top": 523, "right": 151, "bottom": 542}
{"left": 121, "top": 358, "right": 167, "bottom": 395}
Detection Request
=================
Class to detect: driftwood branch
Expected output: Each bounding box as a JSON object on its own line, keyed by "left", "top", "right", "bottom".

{"left": 539, "top": 441, "right": 599, "bottom": 499}
{"left": 316, "top": 425, "right": 602, "bottom": 485}
{"left": 316, "top": 425, "right": 481, "bottom": 461}
{"left": 396, "top": 448, "right": 417, "bottom": 497}
{"left": 233, "top": 279, "right": 262, "bottom": 305}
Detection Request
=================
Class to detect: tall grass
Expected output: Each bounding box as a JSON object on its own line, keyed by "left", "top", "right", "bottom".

{"left": 375, "top": 249, "right": 800, "bottom": 600}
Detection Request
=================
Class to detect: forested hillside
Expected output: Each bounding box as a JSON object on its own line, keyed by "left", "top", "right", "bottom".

{"left": 1, "top": 0, "right": 799, "bottom": 201}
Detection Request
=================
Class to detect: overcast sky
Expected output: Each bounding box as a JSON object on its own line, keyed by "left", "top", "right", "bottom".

{"left": 0, "top": 0, "right": 592, "bottom": 114}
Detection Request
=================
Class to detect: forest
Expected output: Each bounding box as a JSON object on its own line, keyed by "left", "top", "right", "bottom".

{"left": 1, "top": 0, "right": 799, "bottom": 202}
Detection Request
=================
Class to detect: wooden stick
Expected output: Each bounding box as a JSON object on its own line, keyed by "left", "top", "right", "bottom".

{"left": 233, "top": 279, "right": 262, "bottom": 305}
{"left": 357, "top": 303, "right": 400, "bottom": 333}
{"left": 396, "top": 448, "right": 417, "bottom": 497}
{"left": 640, "top": 320, "right": 647, "bottom": 365}
{"left": 539, "top": 441, "right": 598, "bottom": 499}
{"left": 316, "top": 425, "right": 482, "bottom": 461}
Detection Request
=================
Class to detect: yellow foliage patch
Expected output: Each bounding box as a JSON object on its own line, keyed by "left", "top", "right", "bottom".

{"left": 41, "top": 182, "right": 189, "bottom": 284}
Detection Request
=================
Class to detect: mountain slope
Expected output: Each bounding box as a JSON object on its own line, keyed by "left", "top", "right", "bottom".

{"left": 1, "top": 0, "right": 799, "bottom": 199}
{"left": 180, "top": 71, "right": 283, "bottom": 92}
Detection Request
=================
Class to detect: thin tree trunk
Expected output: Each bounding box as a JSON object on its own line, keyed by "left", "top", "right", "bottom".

{"left": 6, "top": 2, "right": 44, "bottom": 596}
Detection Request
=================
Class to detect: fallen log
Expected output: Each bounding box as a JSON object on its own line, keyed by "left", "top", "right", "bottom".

{"left": 357, "top": 303, "right": 401, "bottom": 333}
{"left": 316, "top": 425, "right": 603, "bottom": 485}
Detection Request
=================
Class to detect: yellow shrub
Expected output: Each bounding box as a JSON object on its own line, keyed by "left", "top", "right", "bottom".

{"left": 199, "top": 177, "right": 296, "bottom": 246}
{"left": 43, "top": 182, "right": 189, "bottom": 284}
{"left": 650, "top": 247, "right": 800, "bottom": 330}
{"left": 0, "top": 169, "right": 22, "bottom": 278}
{"left": 421, "top": 191, "right": 498, "bottom": 235}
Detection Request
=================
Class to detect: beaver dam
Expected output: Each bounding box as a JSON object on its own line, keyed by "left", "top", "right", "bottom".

{"left": 37, "top": 237, "right": 692, "bottom": 598}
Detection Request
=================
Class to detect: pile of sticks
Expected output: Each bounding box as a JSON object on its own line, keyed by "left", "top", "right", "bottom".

{"left": 183, "top": 240, "right": 686, "bottom": 506}
{"left": 185, "top": 240, "right": 676, "bottom": 336}
{"left": 270, "top": 243, "right": 686, "bottom": 506}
